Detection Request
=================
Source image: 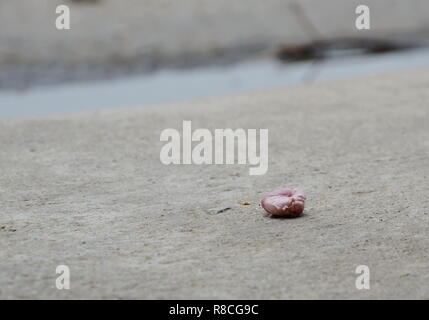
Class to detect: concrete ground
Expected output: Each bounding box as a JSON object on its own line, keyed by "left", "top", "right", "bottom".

{"left": 1, "top": 69, "right": 428, "bottom": 299}
{"left": 2, "top": 1, "right": 429, "bottom": 90}
{"left": 2, "top": 0, "right": 429, "bottom": 66}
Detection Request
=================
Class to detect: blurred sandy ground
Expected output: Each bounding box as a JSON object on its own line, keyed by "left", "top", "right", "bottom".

{"left": 1, "top": 0, "right": 429, "bottom": 67}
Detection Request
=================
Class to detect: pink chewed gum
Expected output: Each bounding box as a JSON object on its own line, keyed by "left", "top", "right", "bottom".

{"left": 261, "top": 188, "right": 306, "bottom": 217}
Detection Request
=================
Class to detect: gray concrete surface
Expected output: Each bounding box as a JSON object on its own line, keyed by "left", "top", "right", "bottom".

{"left": 2, "top": 0, "right": 429, "bottom": 90}
{"left": 1, "top": 69, "right": 428, "bottom": 299}
{"left": 1, "top": 0, "right": 429, "bottom": 66}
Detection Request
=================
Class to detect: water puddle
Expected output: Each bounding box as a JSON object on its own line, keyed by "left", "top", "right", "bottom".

{"left": 0, "top": 46, "right": 428, "bottom": 118}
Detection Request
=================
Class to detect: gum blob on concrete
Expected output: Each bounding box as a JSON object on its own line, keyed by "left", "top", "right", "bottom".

{"left": 261, "top": 188, "right": 306, "bottom": 217}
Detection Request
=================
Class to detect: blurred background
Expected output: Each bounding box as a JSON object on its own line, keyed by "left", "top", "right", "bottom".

{"left": 1, "top": 0, "right": 429, "bottom": 117}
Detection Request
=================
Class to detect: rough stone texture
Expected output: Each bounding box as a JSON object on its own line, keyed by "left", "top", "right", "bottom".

{"left": 1, "top": 0, "right": 429, "bottom": 66}
{"left": 1, "top": 69, "right": 428, "bottom": 299}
